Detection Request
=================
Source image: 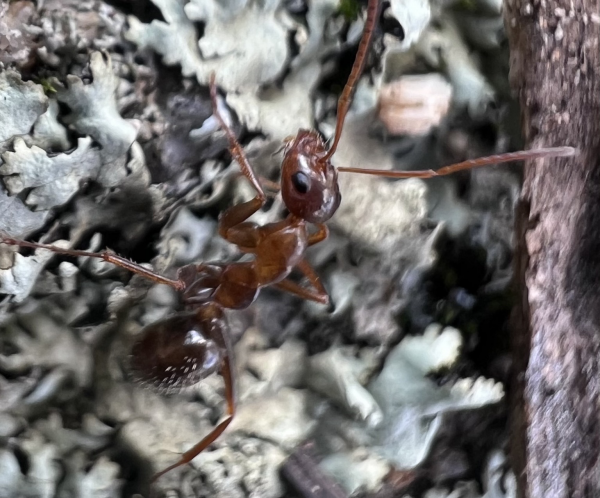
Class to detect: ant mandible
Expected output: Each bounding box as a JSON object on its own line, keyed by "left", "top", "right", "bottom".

{"left": 0, "top": 0, "right": 574, "bottom": 482}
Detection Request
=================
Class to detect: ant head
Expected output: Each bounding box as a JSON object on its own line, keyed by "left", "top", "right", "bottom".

{"left": 281, "top": 129, "right": 341, "bottom": 224}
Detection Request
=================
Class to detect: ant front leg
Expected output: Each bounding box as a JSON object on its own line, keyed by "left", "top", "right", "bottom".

{"left": 0, "top": 235, "right": 184, "bottom": 290}
{"left": 274, "top": 258, "right": 330, "bottom": 305}
{"left": 272, "top": 225, "right": 331, "bottom": 304}
{"left": 209, "top": 74, "right": 268, "bottom": 243}
{"left": 308, "top": 224, "right": 328, "bottom": 246}
{"left": 209, "top": 73, "right": 266, "bottom": 202}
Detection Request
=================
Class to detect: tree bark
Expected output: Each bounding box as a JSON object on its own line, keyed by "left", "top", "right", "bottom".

{"left": 504, "top": 3, "right": 600, "bottom": 498}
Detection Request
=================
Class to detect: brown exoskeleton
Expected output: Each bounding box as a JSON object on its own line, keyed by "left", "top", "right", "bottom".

{"left": 0, "top": 0, "right": 574, "bottom": 482}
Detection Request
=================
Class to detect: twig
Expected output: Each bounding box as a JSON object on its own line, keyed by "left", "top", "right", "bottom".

{"left": 281, "top": 442, "right": 348, "bottom": 498}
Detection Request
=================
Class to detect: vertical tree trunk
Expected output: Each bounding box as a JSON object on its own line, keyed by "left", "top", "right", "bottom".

{"left": 504, "top": 3, "right": 600, "bottom": 498}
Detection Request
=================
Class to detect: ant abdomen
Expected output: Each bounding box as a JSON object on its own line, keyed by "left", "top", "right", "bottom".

{"left": 129, "top": 310, "right": 225, "bottom": 392}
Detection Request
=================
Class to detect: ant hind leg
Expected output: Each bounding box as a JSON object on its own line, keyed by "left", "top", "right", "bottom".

{"left": 151, "top": 305, "right": 236, "bottom": 482}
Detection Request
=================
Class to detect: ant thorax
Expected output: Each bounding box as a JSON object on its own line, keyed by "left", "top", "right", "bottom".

{"left": 178, "top": 263, "right": 259, "bottom": 310}
{"left": 281, "top": 130, "right": 341, "bottom": 224}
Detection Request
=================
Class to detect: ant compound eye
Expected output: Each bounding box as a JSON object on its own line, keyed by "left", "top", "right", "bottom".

{"left": 291, "top": 171, "right": 310, "bottom": 194}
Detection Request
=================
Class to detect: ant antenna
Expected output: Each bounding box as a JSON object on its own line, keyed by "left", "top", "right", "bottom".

{"left": 323, "top": 0, "right": 381, "bottom": 161}
{"left": 337, "top": 147, "right": 577, "bottom": 179}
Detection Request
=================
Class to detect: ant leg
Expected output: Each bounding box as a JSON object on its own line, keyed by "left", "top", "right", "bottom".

{"left": 297, "top": 258, "right": 329, "bottom": 301}
{"left": 151, "top": 340, "right": 235, "bottom": 481}
{"left": 259, "top": 177, "right": 280, "bottom": 193}
{"left": 274, "top": 259, "right": 329, "bottom": 305}
{"left": 209, "top": 73, "right": 266, "bottom": 202}
{"left": 209, "top": 73, "right": 269, "bottom": 241}
{"left": 308, "top": 224, "right": 328, "bottom": 246}
{"left": 218, "top": 197, "right": 265, "bottom": 242}
{"left": 0, "top": 236, "right": 184, "bottom": 290}
{"left": 272, "top": 228, "right": 330, "bottom": 303}
{"left": 274, "top": 279, "right": 329, "bottom": 305}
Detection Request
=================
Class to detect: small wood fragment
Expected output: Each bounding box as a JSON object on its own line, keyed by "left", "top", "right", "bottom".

{"left": 378, "top": 74, "right": 452, "bottom": 136}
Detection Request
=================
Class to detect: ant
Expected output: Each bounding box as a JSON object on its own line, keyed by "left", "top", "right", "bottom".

{"left": 0, "top": 0, "right": 574, "bottom": 483}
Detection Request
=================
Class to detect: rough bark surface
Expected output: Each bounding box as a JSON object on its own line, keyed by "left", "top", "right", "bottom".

{"left": 504, "top": 3, "right": 600, "bottom": 498}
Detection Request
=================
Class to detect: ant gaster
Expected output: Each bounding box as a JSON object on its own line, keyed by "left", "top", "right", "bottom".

{"left": 0, "top": 0, "right": 575, "bottom": 482}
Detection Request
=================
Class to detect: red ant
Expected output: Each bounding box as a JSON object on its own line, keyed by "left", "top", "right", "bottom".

{"left": 0, "top": 0, "right": 574, "bottom": 482}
